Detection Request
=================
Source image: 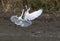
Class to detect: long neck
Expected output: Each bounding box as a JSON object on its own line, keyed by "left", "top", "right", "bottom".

{"left": 21, "top": 5, "right": 28, "bottom": 19}
{"left": 21, "top": 5, "right": 30, "bottom": 19}
{"left": 20, "top": 9, "right": 24, "bottom": 19}
{"left": 22, "top": 10, "right": 27, "bottom": 19}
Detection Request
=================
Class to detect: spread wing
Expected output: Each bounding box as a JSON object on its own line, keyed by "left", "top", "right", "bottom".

{"left": 25, "top": 9, "right": 43, "bottom": 20}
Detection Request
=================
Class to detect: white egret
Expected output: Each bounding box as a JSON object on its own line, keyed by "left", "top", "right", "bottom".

{"left": 10, "top": 7, "right": 43, "bottom": 27}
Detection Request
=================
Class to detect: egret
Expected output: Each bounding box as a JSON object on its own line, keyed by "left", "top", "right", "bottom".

{"left": 10, "top": 7, "right": 43, "bottom": 27}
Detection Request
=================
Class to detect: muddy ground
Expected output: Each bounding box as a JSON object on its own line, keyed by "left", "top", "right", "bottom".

{"left": 0, "top": 10, "right": 60, "bottom": 41}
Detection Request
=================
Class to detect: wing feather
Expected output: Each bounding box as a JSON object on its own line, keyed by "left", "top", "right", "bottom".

{"left": 26, "top": 9, "right": 43, "bottom": 20}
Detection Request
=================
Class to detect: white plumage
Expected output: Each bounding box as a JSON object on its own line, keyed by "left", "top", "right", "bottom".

{"left": 10, "top": 8, "right": 43, "bottom": 27}
{"left": 24, "top": 8, "right": 43, "bottom": 20}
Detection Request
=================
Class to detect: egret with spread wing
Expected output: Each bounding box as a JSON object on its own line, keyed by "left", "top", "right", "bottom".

{"left": 10, "top": 7, "right": 43, "bottom": 27}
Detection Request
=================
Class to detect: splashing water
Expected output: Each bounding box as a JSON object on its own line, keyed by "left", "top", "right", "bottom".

{"left": 10, "top": 15, "right": 32, "bottom": 27}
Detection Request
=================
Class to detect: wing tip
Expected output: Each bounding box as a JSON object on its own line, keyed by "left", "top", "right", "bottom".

{"left": 39, "top": 8, "right": 43, "bottom": 11}
{"left": 38, "top": 8, "right": 43, "bottom": 14}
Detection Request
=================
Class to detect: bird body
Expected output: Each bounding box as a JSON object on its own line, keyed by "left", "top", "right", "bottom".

{"left": 10, "top": 8, "right": 43, "bottom": 27}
